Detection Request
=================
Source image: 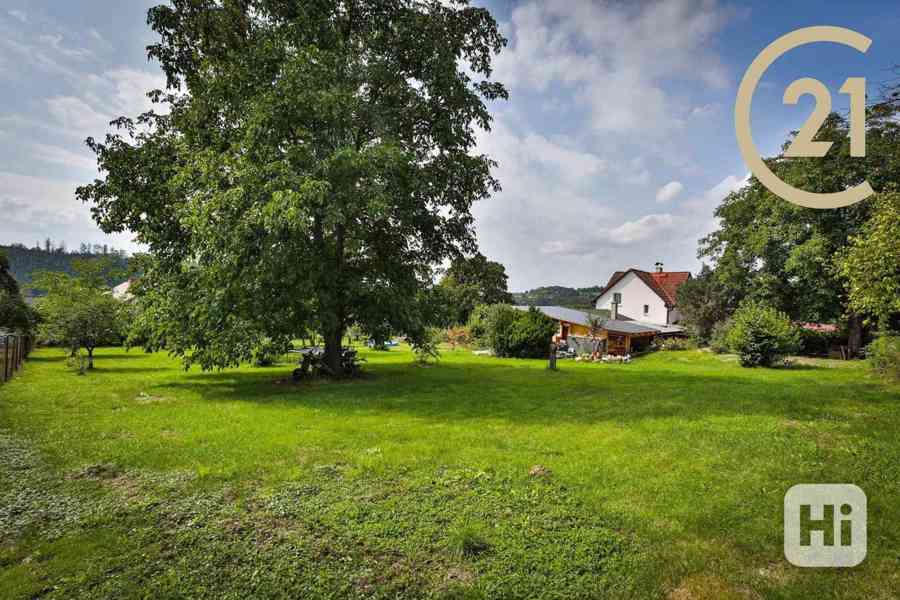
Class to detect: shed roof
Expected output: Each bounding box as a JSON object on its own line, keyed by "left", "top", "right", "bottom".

{"left": 513, "top": 305, "right": 595, "bottom": 327}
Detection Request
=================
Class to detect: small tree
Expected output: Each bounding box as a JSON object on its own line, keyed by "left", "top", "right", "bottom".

{"left": 33, "top": 258, "right": 124, "bottom": 369}
{"left": 411, "top": 327, "right": 442, "bottom": 365}
{"left": 726, "top": 301, "right": 800, "bottom": 367}
{"left": 676, "top": 265, "right": 737, "bottom": 345}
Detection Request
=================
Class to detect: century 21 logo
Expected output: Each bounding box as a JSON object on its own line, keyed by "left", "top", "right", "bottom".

{"left": 735, "top": 27, "right": 873, "bottom": 209}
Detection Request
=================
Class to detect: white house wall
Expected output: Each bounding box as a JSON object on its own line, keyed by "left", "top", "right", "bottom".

{"left": 595, "top": 272, "right": 669, "bottom": 324}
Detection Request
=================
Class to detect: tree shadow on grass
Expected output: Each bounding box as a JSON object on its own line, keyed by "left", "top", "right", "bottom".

{"left": 150, "top": 358, "right": 897, "bottom": 428}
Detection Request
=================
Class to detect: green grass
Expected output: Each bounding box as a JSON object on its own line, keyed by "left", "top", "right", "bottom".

{"left": 1, "top": 346, "right": 898, "bottom": 599}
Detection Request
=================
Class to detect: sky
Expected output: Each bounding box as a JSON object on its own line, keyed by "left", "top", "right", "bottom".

{"left": 2, "top": 1, "right": 899, "bottom": 291}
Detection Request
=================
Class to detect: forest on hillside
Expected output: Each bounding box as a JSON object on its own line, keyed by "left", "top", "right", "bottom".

{"left": 1, "top": 242, "right": 129, "bottom": 292}
{"left": 512, "top": 285, "right": 603, "bottom": 309}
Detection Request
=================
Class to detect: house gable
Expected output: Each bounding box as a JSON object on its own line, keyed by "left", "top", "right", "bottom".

{"left": 593, "top": 268, "right": 692, "bottom": 325}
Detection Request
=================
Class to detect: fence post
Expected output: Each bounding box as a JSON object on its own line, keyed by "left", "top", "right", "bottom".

{"left": 2, "top": 336, "right": 8, "bottom": 383}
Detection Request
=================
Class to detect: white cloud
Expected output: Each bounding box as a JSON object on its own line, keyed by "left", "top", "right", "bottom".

{"left": 0, "top": 171, "right": 138, "bottom": 252}
{"left": 493, "top": 0, "right": 730, "bottom": 137}
{"left": 30, "top": 143, "right": 98, "bottom": 172}
{"left": 7, "top": 10, "right": 27, "bottom": 23}
{"left": 656, "top": 181, "right": 684, "bottom": 203}
{"left": 607, "top": 213, "right": 681, "bottom": 244}
{"left": 39, "top": 33, "right": 93, "bottom": 60}
{"left": 521, "top": 132, "right": 607, "bottom": 176}
{"left": 691, "top": 103, "right": 721, "bottom": 118}
{"left": 46, "top": 68, "right": 166, "bottom": 139}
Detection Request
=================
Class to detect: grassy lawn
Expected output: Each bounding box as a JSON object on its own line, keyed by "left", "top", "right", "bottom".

{"left": 1, "top": 346, "right": 898, "bottom": 599}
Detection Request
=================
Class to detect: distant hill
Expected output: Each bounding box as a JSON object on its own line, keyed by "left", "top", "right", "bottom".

{"left": 1, "top": 244, "right": 129, "bottom": 293}
{"left": 512, "top": 285, "right": 604, "bottom": 310}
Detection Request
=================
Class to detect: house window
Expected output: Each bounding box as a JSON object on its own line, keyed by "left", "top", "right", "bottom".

{"left": 643, "top": 304, "right": 649, "bottom": 315}
{"left": 613, "top": 292, "right": 622, "bottom": 304}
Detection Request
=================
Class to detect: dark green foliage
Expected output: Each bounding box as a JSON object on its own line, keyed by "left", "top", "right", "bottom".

{"left": 252, "top": 337, "right": 292, "bottom": 367}
{"left": 675, "top": 265, "right": 736, "bottom": 344}
{"left": 411, "top": 327, "right": 442, "bottom": 365}
{"left": 698, "top": 99, "right": 900, "bottom": 354}
{"left": 470, "top": 304, "right": 556, "bottom": 358}
{"left": 708, "top": 319, "right": 732, "bottom": 354}
{"left": 726, "top": 302, "right": 800, "bottom": 367}
{"left": 512, "top": 285, "right": 603, "bottom": 309}
{"left": 798, "top": 327, "right": 839, "bottom": 357}
{"left": 76, "top": 0, "right": 508, "bottom": 375}
{"left": 867, "top": 334, "right": 900, "bottom": 381}
{"left": 0, "top": 250, "right": 36, "bottom": 333}
{"left": 437, "top": 254, "right": 514, "bottom": 325}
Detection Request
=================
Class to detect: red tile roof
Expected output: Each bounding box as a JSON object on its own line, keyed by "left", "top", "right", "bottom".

{"left": 649, "top": 271, "right": 691, "bottom": 305}
{"left": 594, "top": 269, "right": 692, "bottom": 307}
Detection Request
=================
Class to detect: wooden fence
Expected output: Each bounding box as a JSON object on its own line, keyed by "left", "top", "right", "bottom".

{"left": 0, "top": 334, "right": 33, "bottom": 384}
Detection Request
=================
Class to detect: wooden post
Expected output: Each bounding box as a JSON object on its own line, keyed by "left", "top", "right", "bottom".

{"left": 548, "top": 342, "right": 557, "bottom": 371}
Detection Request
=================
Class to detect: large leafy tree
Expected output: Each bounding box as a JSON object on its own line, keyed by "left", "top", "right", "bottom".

{"left": 437, "top": 253, "right": 513, "bottom": 325}
{"left": 837, "top": 193, "right": 900, "bottom": 329}
{"left": 699, "top": 101, "right": 900, "bottom": 354}
{"left": 77, "top": 0, "right": 507, "bottom": 373}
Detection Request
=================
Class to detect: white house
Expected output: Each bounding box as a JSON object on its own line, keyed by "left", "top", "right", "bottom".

{"left": 594, "top": 263, "right": 691, "bottom": 325}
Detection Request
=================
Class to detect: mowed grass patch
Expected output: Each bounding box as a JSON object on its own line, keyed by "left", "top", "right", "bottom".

{"left": 1, "top": 346, "right": 899, "bottom": 598}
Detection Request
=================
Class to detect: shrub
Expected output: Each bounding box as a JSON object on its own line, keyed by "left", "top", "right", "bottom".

{"left": 708, "top": 319, "right": 732, "bottom": 354}
{"left": 411, "top": 327, "right": 442, "bottom": 365}
{"left": 446, "top": 325, "right": 472, "bottom": 349}
{"left": 467, "top": 303, "right": 501, "bottom": 346}
{"left": 506, "top": 307, "right": 557, "bottom": 358}
{"left": 867, "top": 334, "right": 900, "bottom": 380}
{"left": 725, "top": 301, "right": 800, "bottom": 367}
{"left": 654, "top": 337, "right": 692, "bottom": 351}
{"left": 468, "top": 304, "right": 556, "bottom": 359}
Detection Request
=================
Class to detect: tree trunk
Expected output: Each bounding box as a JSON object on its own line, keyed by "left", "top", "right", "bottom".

{"left": 847, "top": 314, "right": 863, "bottom": 358}
{"left": 87, "top": 347, "right": 95, "bottom": 370}
{"left": 323, "top": 326, "right": 344, "bottom": 376}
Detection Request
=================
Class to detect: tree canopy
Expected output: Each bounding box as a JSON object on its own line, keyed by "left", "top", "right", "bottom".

{"left": 697, "top": 98, "right": 900, "bottom": 353}
{"left": 437, "top": 253, "right": 513, "bottom": 325}
{"left": 77, "top": 0, "right": 507, "bottom": 373}
{"left": 837, "top": 193, "right": 900, "bottom": 328}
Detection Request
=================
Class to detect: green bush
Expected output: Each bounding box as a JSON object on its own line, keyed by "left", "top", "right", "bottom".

{"left": 708, "top": 319, "right": 732, "bottom": 354}
{"left": 867, "top": 334, "right": 900, "bottom": 380}
{"left": 468, "top": 304, "right": 556, "bottom": 359}
{"left": 725, "top": 301, "right": 800, "bottom": 367}
{"left": 507, "top": 307, "right": 557, "bottom": 358}
{"left": 411, "top": 327, "right": 442, "bottom": 365}
{"left": 653, "top": 337, "right": 692, "bottom": 351}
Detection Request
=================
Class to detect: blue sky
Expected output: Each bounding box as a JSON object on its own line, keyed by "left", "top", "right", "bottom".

{"left": 2, "top": 1, "right": 899, "bottom": 290}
